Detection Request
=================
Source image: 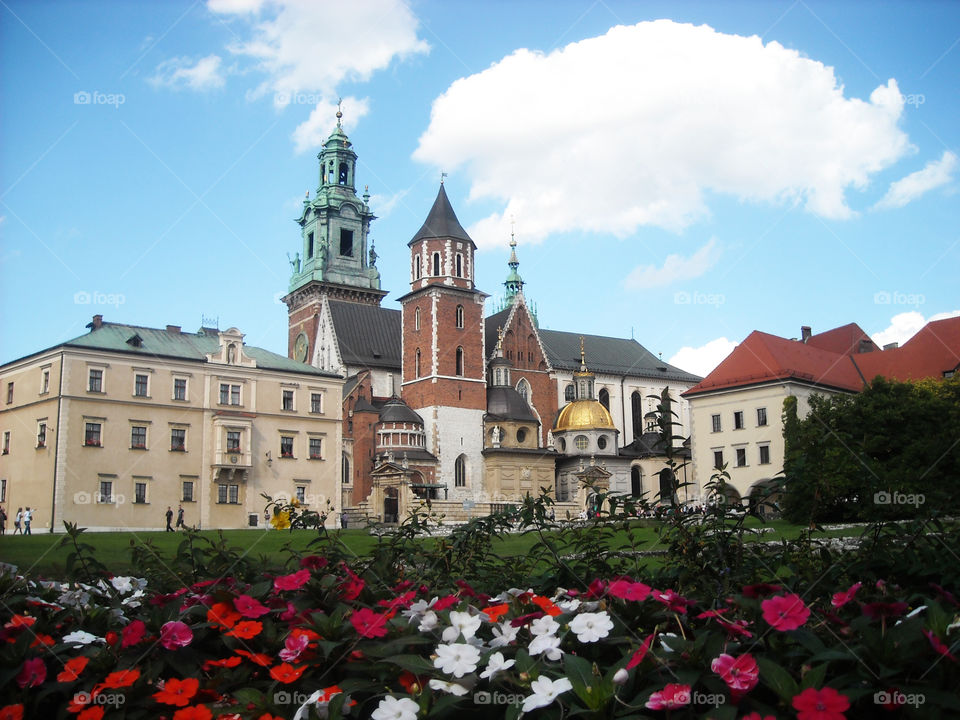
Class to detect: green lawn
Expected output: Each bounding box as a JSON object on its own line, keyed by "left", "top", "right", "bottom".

{"left": 0, "top": 518, "right": 861, "bottom": 579}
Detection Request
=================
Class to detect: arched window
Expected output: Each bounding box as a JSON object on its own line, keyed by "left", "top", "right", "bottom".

{"left": 338, "top": 162, "right": 349, "bottom": 184}
{"left": 631, "top": 391, "right": 643, "bottom": 440}
{"left": 564, "top": 384, "right": 575, "bottom": 402}
{"left": 455, "top": 305, "right": 464, "bottom": 328}
{"left": 455, "top": 454, "right": 467, "bottom": 487}
{"left": 516, "top": 378, "right": 530, "bottom": 402}
{"left": 455, "top": 347, "right": 464, "bottom": 376}
{"left": 598, "top": 388, "right": 610, "bottom": 410}
{"left": 415, "top": 307, "right": 421, "bottom": 331}
{"left": 342, "top": 454, "right": 351, "bottom": 485}
{"left": 414, "top": 255, "right": 421, "bottom": 280}
{"left": 455, "top": 253, "right": 463, "bottom": 277}
{"left": 415, "top": 348, "right": 421, "bottom": 378}
{"left": 631, "top": 466, "right": 643, "bottom": 497}
{"left": 432, "top": 252, "right": 441, "bottom": 276}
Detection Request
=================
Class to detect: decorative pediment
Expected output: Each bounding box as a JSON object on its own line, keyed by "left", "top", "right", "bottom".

{"left": 207, "top": 328, "right": 257, "bottom": 368}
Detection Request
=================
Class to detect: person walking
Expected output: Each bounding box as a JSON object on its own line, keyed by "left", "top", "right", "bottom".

{"left": 165, "top": 506, "right": 174, "bottom": 532}
{"left": 23, "top": 507, "right": 32, "bottom": 535}
{"left": 13, "top": 508, "right": 22, "bottom": 535}
{"left": 176, "top": 505, "right": 184, "bottom": 529}
{"left": 0, "top": 505, "right": 6, "bottom": 535}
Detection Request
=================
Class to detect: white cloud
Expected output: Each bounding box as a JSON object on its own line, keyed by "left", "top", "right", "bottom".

{"left": 291, "top": 96, "right": 370, "bottom": 154}
{"left": 624, "top": 238, "right": 719, "bottom": 289}
{"left": 871, "top": 309, "right": 960, "bottom": 348}
{"left": 873, "top": 151, "right": 957, "bottom": 210}
{"left": 669, "top": 337, "right": 738, "bottom": 378}
{"left": 414, "top": 20, "right": 911, "bottom": 249}
{"left": 150, "top": 54, "right": 226, "bottom": 91}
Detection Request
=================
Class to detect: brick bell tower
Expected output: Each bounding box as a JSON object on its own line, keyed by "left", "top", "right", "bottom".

{"left": 399, "top": 183, "right": 489, "bottom": 498}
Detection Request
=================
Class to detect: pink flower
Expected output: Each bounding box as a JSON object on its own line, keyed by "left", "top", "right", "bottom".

{"left": 300, "top": 555, "right": 327, "bottom": 570}
{"left": 830, "top": 582, "right": 861, "bottom": 609}
{"left": 433, "top": 595, "right": 459, "bottom": 611}
{"left": 792, "top": 687, "right": 850, "bottom": 720}
{"left": 652, "top": 588, "right": 691, "bottom": 614}
{"left": 121, "top": 619, "right": 147, "bottom": 648}
{"left": 273, "top": 569, "right": 311, "bottom": 592}
{"left": 279, "top": 633, "right": 310, "bottom": 662}
{"left": 761, "top": 593, "right": 810, "bottom": 631}
{"left": 160, "top": 621, "right": 193, "bottom": 650}
{"left": 742, "top": 714, "right": 776, "bottom": 720}
{"left": 16, "top": 658, "right": 46, "bottom": 688}
{"left": 645, "top": 683, "right": 691, "bottom": 710}
{"left": 626, "top": 632, "right": 656, "bottom": 669}
{"left": 339, "top": 565, "right": 365, "bottom": 601}
{"left": 710, "top": 653, "right": 759, "bottom": 695}
{"left": 350, "top": 608, "right": 389, "bottom": 638}
{"left": 924, "top": 630, "right": 958, "bottom": 662}
{"left": 608, "top": 579, "right": 651, "bottom": 602}
{"left": 233, "top": 594, "right": 270, "bottom": 619}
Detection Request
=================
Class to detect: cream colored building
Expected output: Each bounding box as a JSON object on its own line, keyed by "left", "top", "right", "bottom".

{"left": 0, "top": 316, "right": 343, "bottom": 532}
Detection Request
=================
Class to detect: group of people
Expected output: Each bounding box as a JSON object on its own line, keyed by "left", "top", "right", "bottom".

{"left": 0, "top": 506, "right": 33, "bottom": 535}
{"left": 165, "top": 505, "right": 186, "bottom": 531}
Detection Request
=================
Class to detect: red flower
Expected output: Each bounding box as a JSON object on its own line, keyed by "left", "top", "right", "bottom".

{"left": 172, "top": 706, "right": 212, "bottom": 720}
{"left": 77, "top": 707, "right": 104, "bottom": 720}
{"left": 339, "top": 565, "right": 365, "bottom": 600}
{"left": 742, "top": 583, "right": 782, "bottom": 598}
{"left": 626, "top": 632, "right": 656, "bottom": 669}
{"left": 378, "top": 590, "right": 417, "bottom": 611}
{"left": 235, "top": 649, "right": 272, "bottom": 666}
{"left": 121, "top": 619, "right": 147, "bottom": 648}
{"left": 154, "top": 677, "right": 200, "bottom": 707}
{"left": 269, "top": 663, "right": 306, "bottom": 684}
{"left": 104, "top": 631, "right": 119, "bottom": 646}
{"left": 862, "top": 602, "right": 909, "bottom": 620}
{"left": 0, "top": 705, "right": 23, "bottom": 720}
{"left": 761, "top": 593, "right": 810, "bottom": 631}
{"left": 233, "top": 595, "right": 270, "bottom": 619}
{"left": 4, "top": 615, "right": 36, "bottom": 629}
{"left": 57, "top": 656, "right": 90, "bottom": 683}
{"left": 207, "top": 602, "right": 241, "bottom": 630}
{"left": 279, "top": 633, "right": 310, "bottom": 662}
{"left": 792, "top": 687, "right": 850, "bottom": 720}
{"left": 160, "top": 621, "right": 194, "bottom": 650}
{"left": 608, "top": 579, "right": 652, "bottom": 602}
{"left": 924, "top": 629, "right": 958, "bottom": 662}
{"left": 710, "top": 652, "right": 759, "bottom": 694}
{"left": 300, "top": 555, "right": 327, "bottom": 570}
{"left": 202, "top": 656, "right": 242, "bottom": 670}
{"left": 273, "top": 569, "right": 311, "bottom": 592}
{"left": 830, "top": 582, "right": 862, "bottom": 609}
{"left": 16, "top": 657, "right": 46, "bottom": 688}
{"left": 530, "top": 595, "right": 562, "bottom": 617}
{"left": 225, "top": 620, "right": 263, "bottom": 640}
{"left": 398, "top": 671, "right": 424, "bottom": 694}
{"left": 30, "top": 633, "right": 55, "bottom": 648}
{"left": 433, "top": 595, "right": 459, "bottom": 611}
{"left": 652, "top": 588, "right": 692, "bottom": 613}
{"left": 645, "top": 683, "right": 691, "bottom": 710}
{"left": 483, "top": 604, "right": 510, "bottom": 622}
{"left": 741, "top": 714, "right": 776, "bottom": 720}
{"left": 101, "top": 668, "right": 140, "bottom": 689}
{"left": 350, "top": 608, "right": 389, "bottom": 638}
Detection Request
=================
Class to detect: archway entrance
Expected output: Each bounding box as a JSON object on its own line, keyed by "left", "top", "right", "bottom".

{"left": 383, "top": 487, "right": 399, "bottom": 524}
{"left": 631, "top": 466, "right": 643, "bottom": 497}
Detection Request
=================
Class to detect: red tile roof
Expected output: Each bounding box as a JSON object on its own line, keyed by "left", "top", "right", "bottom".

{"left": 853, "top": 316, "right": 960, "bottom": 382}
{"left": 806, "top": 323, "right": 878, "bottom": 355}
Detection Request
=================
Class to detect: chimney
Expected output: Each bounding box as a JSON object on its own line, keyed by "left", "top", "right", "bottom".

{"left": 858, "top": 339, "right": 874, "bottom": 353}
{"left": 166, "top": 325, "right": 181, "bottom": 334}
{"left": 800, "top": 326, "right": 812, "bottom": 343}
{"left": 883, "top": 342, "right": 899, "bottom": 350}
{"left": 91, "top": 314, "right": 103, "bottom": 330}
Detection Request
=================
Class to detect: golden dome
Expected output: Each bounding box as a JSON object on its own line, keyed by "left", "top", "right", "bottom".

{"left": 554, "top": 400, "right": 616, "bottom": 432}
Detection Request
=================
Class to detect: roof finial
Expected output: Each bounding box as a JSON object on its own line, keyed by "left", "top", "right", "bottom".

{"left": 580, "top": 336, "right": 586, "bottom": 367}
{"left": 336, "top": 98, "right": 343, "bottom": 126}
{"left": 440, "top": 171, "right": 448, "bottom": 185}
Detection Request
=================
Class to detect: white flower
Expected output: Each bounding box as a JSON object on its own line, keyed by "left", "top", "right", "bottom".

{"left": 479, "top": 651, "right": 515, "bottom": 680}
{"left": 403, "top": 597, "right": 437, "bottom": 623}
{"left": 371, "top": 695, "right": 418, "bottom": 720}
{"left": 442, "top": 610, "right": 481, "bottom": 642}
{"left": 429, "top": 678, "right": 470, "bottom": 695}
{"left": 490, "top": 621, "right": 519, "bottom": 648}
{"left": 522, "top": 676, "right": 573, "bottom": 712}
{"left": 659, "top": 633, "right": 678, "bottom": 652}
{"left": 433, "top": 642, "right": 481, "bottom": 678}
{"left": 528, "top": 632, "right": 563, "bottom": 661}
{"left": 530, "top": 615, "right": 560, "bottom": 637}
{"left": 613, "top": 668, "right": 629, "bottom": 685}
{"left": 569, "top": 611, "right": 614, "bottom": 643}
{"left": 557, "top": 598, "right": 581, "bottom": 613}
{"left": 110, "top": 576, "right": 134, "bottom": 593}
{"left": 294, "top": 690, "right": 347, "bottom": 720}
{"left": 61, "top": 630, "right": 104, "bottom": 646}
{"left": 418, "top": 611, "right": 439, "bottom": 632}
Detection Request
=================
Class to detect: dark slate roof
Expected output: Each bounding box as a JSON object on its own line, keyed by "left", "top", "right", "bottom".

{"left": 353, "top": 398, "right": 379, "bottom": 414}
{"left": 620, "top": 432, "right": 692, "bottom": 459}
{"left": 41, "top": 322, "right": 337, "bottom": 376}
{"left": 486, "top": 386, "right": 539, "bottom": 423}
{"left": 409, "top": 184, "right": 474, "bottom": 247}
{"left": 328, "top": 300, "right": 402, "bottom": 371}
{"left": 379, "top": 397, "right": 424, "bottom": 425}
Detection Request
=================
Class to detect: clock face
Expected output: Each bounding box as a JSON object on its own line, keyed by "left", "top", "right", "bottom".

{"left": 294, "top": 333, "right": 309, "bottom": 363}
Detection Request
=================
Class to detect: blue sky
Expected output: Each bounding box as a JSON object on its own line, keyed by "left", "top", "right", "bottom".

{"left": 1, "top": 0, "right": 958, "bottom": 376}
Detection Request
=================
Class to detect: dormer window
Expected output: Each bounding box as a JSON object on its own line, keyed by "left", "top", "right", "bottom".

{"left": 126, "top": 334, "right": 143, "bottom": 348}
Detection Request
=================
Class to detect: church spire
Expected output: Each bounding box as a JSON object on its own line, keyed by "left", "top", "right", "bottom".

{"left": 504, "top": 223, "right": 524, "bottom": 304}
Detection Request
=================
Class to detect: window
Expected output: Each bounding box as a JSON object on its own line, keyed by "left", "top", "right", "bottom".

{"left": 455, "top": 304, "right": 464, "bottom": 328}
{"left": 134, "top": 374, "right": 149, "bottom": 397}
{"left": 309, "top": 437, "right": 322, "bottom": 459}
{"left": 98, "top": 480, "right": 113, "bottom": 503}
{"left": 338, "top": 162, "right": 349, "bottom": 185}
{"left": 41, "top": 370, "right": 50, "bottom": 394}
{"left": 85, "top": 423, "right": 102, "bottom": 447}
{"left": 282, "top": 389, "right": 295, "bottom": 411}
{"left": 455, "top": 253, "right": 463, "bottom": 277}
{"left": 454, "top": 454, "right": 467, "bottom": 487}
{"left": 575, "top": 435, "right": 589, "bottom": 451}
{"left": 182, "top": 481, "right": 194, "bottom": 502}
{"left": 342, "top": 454, "right": 350, "bottom": 484}
{"left": 631, "top": 391, "right": 643, "bottom": 439}
{"left": 339, "top": 228, "right": 353, "bottom": 256}
{"left": 516, "top": 427, "right": 528, "bottom": 444}
{"left": 565, "top": 384, "right": 575, "bottom": 402}
{"left": 296, "top": 486, "right": 306, "bottom": 504}
{"left": 757, "top": 407, "right": 767, "bottom": 426}
{"left": 558, "top": 438, "right": 566, "bottom": 452}
{"left": 1, "top": 478, "right": 5, "bottom": 502}
{"left": 131, "top": 426, "right": 146, "bottom": 449}
{"left": 218, "top": 484, "right": 240, "bottom": 504}
{"left": 226, "top": 431, "right": 241, "bottom": 453}
{"left": 88, "top": 369, "right": 103, "bottom": 393}
{"left": 597, "top": 435, "right": 608, "bottom": 450}
{"left": 415, "top": 307, "right": 421, "bottom": 331}
{"left": 759, "top": 445, "right": 771, "bottom": 465}
{"left": 280, "top": 436, "right": 294, "bottom": 458}
{"left": 432, "top": 252, "right": 441, "bottom": 276}
{"left": 310, "top": 392, "right": 322, "bottom": 414}
{"left": 415, "top": 349, "right": 421, "bottom": 378}
{"left": 173, "top": 378, "right": 187, "bottom": 401}
{"left": 734, "top": 411, "right": 744, "bottom": 430}
{"left": 713, "top": 450, "right": 724, "bottom": 469}
{"left": 134, "top": 482, "right": 147, "bottom": 504}
{"left": 736, "top": 448, "right": 747, "bottom": 467}
{"left": 5, "top": 382, "right": 13, "bottom": 404}
{"left": 455, "top": 347, "right": 464, "bottom": 376}
{"left": 517, "top": 378, "right": 530, "bottom": 402}
{"left": 2, "top": 431, "right": 9, "bottom": 454}
{"left": 598, "top": 388, "right": 610, "bottom": 410}
{"left": 414, "top": 255, "right": 421, "bottom": 279}
{"left": 171, "top": 429, "right": 186, "bottom": 452}
{"left": 219, "top": 383, "right": 241, "bottom": 405}
{"left": 711, "top": 414, "right": 721, "bottom": 433}
{"left": 37, "top": 422, "right": 46, "bottom": 448}
{"left": 307, "top": 231, "right": 314, "bottom": 258}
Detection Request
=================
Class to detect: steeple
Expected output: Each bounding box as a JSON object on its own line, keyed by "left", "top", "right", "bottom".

{"left": 504, "top": 227, "right": 524, "bottom": 303}
{"left": 573, "top": 337, "right": 596, "bottom": 400}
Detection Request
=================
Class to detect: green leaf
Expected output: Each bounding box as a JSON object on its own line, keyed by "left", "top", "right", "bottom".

{"left": 233, "top": 687, "right": 266, "bottom": 706}
{"left": 801, "top": 662, "right": 828, "bottom": 690}
{"left": 756, "top": 656, "right": 799, "bottom": 702}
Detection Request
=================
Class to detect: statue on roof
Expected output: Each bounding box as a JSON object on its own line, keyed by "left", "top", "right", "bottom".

{"left": 287, "top": 252, "right": 300, "bottom": 274}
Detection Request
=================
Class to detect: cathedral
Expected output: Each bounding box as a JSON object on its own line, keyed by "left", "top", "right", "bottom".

{"left": 282, "top": 113, "right": 702, "bottom": 523}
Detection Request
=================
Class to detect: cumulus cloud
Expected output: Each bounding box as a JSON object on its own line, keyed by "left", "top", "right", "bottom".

{"left": 291, "top": 96, "right": 369, "bottom": 154}
{"left": 873, "top": 151, "right": 957, "bottom": 210}
{"left": 414, "top": 20, "right": 911, "bottom": 249}
{"left": 872, "top": 309, "right": 960, "bottom": 348}
{"left": 625, "top": 238, "right": 719, "bottom": 289}
{"left": 669, "top": 337, "right": 738, "bottom": 378}
{"left": 150, "top": 54, "right": 226, "bottom": 91}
